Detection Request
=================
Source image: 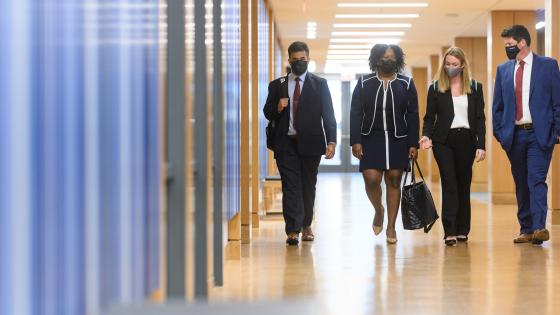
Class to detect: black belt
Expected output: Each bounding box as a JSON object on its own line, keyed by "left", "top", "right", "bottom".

{"left": 515, "top": 123, "right": 533, "bottom": 130}
{"left": 450, "top": 127, "right": 469, "bottom": 132}
{"left": 287, "top": 134, "right": 297, "bottom": 139}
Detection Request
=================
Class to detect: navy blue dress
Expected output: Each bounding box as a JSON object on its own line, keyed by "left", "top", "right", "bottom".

{"left": 350, "top": 73, "right": 420, "bottom": 171}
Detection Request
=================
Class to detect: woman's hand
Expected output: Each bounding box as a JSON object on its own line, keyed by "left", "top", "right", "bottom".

{"left": 419, "top": 136, "right": 432, "bottom": 149}
{"left": 352, "top": 144, "right": 363, "bottom": 160}
{"left": 475, "top": 149, "right": 486, "bottom": 162}
{"left": 409, "top": 147, "right": 418, "bottom": 160}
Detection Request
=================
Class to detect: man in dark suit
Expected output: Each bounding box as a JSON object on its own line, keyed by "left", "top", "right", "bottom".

{"left": 263, "top": 41, "right": 337, "bottom": 245}
{"left": 492, "top": 25, "right": 560, "bottom": 245}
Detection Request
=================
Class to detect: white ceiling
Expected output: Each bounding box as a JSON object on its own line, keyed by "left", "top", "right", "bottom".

{"left": 269, "top": 0, "right": 544, "bottom": 74}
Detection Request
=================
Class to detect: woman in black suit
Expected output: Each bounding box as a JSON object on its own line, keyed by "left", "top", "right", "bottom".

{"left": 419, "top": 46, "right": 486, "bottom": 246}
{"left": 350, "top": 44, "right": 419, "bottom": 244}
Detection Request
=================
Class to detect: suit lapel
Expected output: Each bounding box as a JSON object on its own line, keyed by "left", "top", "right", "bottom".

{"left": 443, "top": 90, "right": 454, "bottom": 119}
{"left": 467, "top": 91, "right": 475, "bottom": 120}
{"left": 298, "top": 72, "right": 315, "bottom": 106}
{"left": 506, "top": 60, "right": 516, "bottom": 105}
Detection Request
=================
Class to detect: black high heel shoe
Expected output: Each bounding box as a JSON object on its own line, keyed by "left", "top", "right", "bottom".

{"left": 445, "top": 237, "right": 457, "bottom": 246}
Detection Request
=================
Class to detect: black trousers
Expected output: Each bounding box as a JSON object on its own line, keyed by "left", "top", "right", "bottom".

{"left": 275, "top": 137, "right": 322, "bottom": 234}
{"left": 432, "top": 128, "right": 476, "bottom": 237}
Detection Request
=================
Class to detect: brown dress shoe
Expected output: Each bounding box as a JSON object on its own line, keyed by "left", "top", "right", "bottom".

{"left": 301, "top": 226, "right": 314, "bottom": 242}
{"left": 513, "top": 233, "right": 533, "bottom": 243}
{"left": 286, "top": 232, "right": 299, "bottom": 246}
{"left": 532, "top": 229, "right": 550, "bottom": 245}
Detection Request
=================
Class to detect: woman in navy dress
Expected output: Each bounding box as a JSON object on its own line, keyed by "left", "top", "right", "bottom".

{"left": 350, "top": 44, "right": 419, "bottom": 244}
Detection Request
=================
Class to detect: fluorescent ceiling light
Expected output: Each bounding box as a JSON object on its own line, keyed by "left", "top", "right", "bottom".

{"left": 329, "top": 44, "right": 373, "bottom": 49}
{"left": 307, "top": 21, "right": 317, "bottom": 39}
{"left": 536, "top": 21, "right": 545, "bottom": 29}
{"left": 330, "top": 38, "right": 401, "bottom": 44}
{"left": 325, "top": 59, "right": 368, "bottom": 64}
{"left": 335, "top": 14, "right": 419, "bottom": 19}
{"left": 308, "top": 60, "right": 317, "bottom": 72}
{"left": 332, "top": 31, "right": 405, "bottom": 36}
{"left": 328, "top": 49, "right": 371, "bottom": 54}
{"left": 327, "top": 55, "right": 369, "bottom": 59}
{"left": 338, "top": 3, "right": 429, "bottom": 8}
{"left": 334, "top": 23, "right": 411, "bottom": 28}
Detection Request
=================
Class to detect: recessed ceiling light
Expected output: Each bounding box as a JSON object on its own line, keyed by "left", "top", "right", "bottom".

{"left": 334, "top": 23, "right": 412, "bottom": 28}
{"left": 332, "top": 31, "right": 405, "bottom": 36}
{"left": 338, "top": 3, "right": 429, "bottom": 8}
{"left": 335, "top": 14, "right": 419, "bottom": 19}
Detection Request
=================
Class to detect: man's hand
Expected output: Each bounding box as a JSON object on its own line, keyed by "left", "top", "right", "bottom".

{"left": 475, "top": 149, "right": 486, "bottom": 162}
{"left": 409, "top": 147, "right": 418, "bottom": 160}
{"left": 325, "top": 143, "right": 336, "bottom": 159}
{"left": 352, "top": 144, "right": 363, "bottom": 160}
{"left": 277, "top": 98, "right": 289, "bottom": 113}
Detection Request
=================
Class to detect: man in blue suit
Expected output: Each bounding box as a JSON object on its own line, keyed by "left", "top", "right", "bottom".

{"left": 493, "top": 25, "right": 560, "bottom": 245}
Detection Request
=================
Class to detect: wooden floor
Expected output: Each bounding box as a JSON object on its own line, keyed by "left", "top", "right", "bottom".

{"left": 211, "top": 173, "right": 560, "bottom": 315}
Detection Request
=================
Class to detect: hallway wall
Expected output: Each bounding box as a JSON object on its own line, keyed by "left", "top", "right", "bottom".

{"left": 0, "top": 1, "right": 162, "bottom": 314}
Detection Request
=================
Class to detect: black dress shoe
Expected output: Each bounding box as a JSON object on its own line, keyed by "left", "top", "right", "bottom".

{"left": 286, "top": 233, "right": 299, "bottom": 246}
{"left": 457, "top": 236, "right": 468, "bottom": 242}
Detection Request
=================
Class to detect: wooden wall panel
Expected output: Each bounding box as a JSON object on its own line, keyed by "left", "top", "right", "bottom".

{"left": 412, "top": 67, "right": 429, "bottom": 177}
{"left": 546, "top": 0, "right": 560, "bottom": 224}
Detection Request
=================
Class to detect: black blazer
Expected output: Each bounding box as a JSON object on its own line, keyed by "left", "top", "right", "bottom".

{"left": 350, "top": 73, "right": 420, "bottom": 148}
{"left": 422, "top": 80, "right": 486, "bottom": 150}
{"left": 263, "top": 72, "right": 337, "bottom": 156}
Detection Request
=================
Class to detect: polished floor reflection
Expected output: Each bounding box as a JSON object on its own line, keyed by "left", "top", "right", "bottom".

{"left": 211, "top": 173, "right": 560, "bottom": 315}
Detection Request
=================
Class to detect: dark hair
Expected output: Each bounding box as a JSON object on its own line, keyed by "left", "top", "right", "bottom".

{"left": 368, "top": 44, "right": 405, "bottom": 73}
{"left": 501, "top": 24, "right": 531, "bottom": 46}
{"left": 288, "top": 41, "right": 309, "bottom": 58}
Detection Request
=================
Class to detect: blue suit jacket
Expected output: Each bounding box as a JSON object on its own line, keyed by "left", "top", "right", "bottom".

{"left": 492, "top": 54, "right": 560, "bottom": 151}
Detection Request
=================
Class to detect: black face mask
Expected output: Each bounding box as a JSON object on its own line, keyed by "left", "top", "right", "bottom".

{"left": 290, "top": 60, "right": 308, "bottom": 75}
{"left": 505, "top": 45, "right": 520, "bottom": 60}
{"left": 377, "top": 59, "right": 397, "bottom": 74}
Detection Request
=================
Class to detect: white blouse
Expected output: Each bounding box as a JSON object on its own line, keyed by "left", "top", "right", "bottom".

{"left": 450, "top": 94, "right": 470, "bottom": 129}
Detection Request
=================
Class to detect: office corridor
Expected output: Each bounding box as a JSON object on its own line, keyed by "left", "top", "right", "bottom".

{"left": 4, "top": 1, "right": 560, "bottom": 315}
{"left": 211, "top": 173, "right": 560, "bottom": 315}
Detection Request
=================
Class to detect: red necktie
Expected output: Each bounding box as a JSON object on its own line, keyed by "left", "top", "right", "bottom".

{"left": 515, "top": 60, "right": 525, "bottom": 121}
{"left": 293, "top": 77, "right": 301, "bottom": 127}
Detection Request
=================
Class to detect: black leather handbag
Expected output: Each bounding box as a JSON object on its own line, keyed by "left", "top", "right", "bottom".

{"left": 401, "top": 158, "right": 439, "bottom": 233}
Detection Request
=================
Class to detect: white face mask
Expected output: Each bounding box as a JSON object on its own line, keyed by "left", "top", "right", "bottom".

{"left": 445, "top": 66, "right": 463, "bottom": 78}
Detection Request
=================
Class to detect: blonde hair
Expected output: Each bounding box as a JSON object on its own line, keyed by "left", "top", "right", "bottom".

{"left": 435, "top": 46, "right": 473, "bottom": 94}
